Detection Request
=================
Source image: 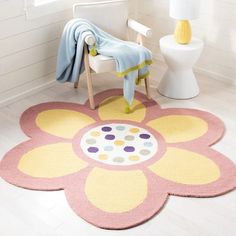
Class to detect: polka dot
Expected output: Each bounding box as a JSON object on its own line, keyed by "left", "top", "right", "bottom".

{"left": 139, "top": 134, "right": 150, "bottom": 139}
{"left": 80, "top": 123, "right": 158, "bottom": 166}
{"left": 130, "top": 128, "right": 140, "bottom": 133}
{"left": 98, "top": 154, "right": 108, "bottom": 160}
{"left": 113, "top": 157, "right": 125, "bottom": 163}
{"left": 140, "top": 149, "right": 151, "bottom": 156}
{"left": 144, "top": 142, "right": 153, "bottom": 147}
{"left": 124, "top": 146, "right": 135, "bottom": 152}
{"left": 114, "top": 140, "right": 125, "bottom": 146}
{"left": 105, "top": 134, "right": 115, "bottom": 140}
{"left": 125, "top": 135, "right": 135, "bottom": 141}
{"left": 88, "top": 147, "right": 99, "bottom": 153}
{"left": 102, "top": 126, "right": 112, "bottom": 132}
{"left": 129, "top": 155, "right": 140, "bottom": 161}
{"left": 116, "top": 125, "right": 125, "bottom": 131}
{"left": 86, "top": 138, "right": 96, "bottom": 145}
{"left": 90, "top": 131, "right": 100, "bottom": 137}
{"left": 104, "top": 146, "right": 114, "bottom": 152}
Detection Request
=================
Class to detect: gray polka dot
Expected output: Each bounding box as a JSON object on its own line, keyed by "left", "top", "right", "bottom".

{"left": 113, "top": 157, "right": 125, "bottom": 163}
{"left": 86, "top": 138, "right": 96, "bottom": 145}
{"left": 140, "top": 149, "right": 151, "bottom": 156}
{"left": 125, "top": 135, "right": 135, "bottom": 141}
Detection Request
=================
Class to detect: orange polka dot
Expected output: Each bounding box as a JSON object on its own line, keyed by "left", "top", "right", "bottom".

{"left": 129, "top": 155, "right": 140, "bottom": 161}
{"left": 98, "top": 154, "right": 108, "bottom": 160}
{"left": 90, "top": 131, "right": 100, "bottom": 137}
{"left": 114, "top": 140, "right": 125, "bottom": 146}
{"left": 129, "top": 128, "right": 140, "bottom": 133}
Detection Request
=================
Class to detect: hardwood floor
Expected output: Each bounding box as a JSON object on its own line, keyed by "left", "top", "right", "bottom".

{"left": 0, "top": 61, "right": 235, "bottom": 236}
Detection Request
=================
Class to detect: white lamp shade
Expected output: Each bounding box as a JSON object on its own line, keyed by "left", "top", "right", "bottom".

{"left": 169, "top": 0, "right": 200, "bottom": 20}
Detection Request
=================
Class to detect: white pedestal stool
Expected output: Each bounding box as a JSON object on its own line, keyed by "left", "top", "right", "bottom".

{"left": 158, "top": 35, "right": 203, "bottom": 99}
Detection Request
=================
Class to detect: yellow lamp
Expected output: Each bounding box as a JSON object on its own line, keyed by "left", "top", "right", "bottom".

{"left": 170, "top": 0, "right": 200, "bottom": 44}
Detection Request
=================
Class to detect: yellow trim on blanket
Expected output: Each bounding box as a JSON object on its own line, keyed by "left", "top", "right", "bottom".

{"left": 135, "top": 71, "right": 150, "bottom": 85}
{"left": 124, "top": 71, "right": 150, "bottom": 113}
{"left": 124, "top": 99, "right": 131, "bottom": 114}
{"left": 116, "top": 60, "right": 152, "bottom": 77}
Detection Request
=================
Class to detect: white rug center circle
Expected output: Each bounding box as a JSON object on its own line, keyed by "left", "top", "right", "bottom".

{"left": 80, "top": 123, "right": 158, "bottom": 166}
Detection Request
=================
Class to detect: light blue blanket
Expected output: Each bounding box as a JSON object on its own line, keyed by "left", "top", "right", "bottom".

{"left": 56, "top": 18, "right": 152, "bottom": 105}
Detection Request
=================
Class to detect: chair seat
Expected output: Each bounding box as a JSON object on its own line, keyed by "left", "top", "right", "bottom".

{"left": 89, "top": 54, "right": 116, "bottom": 73}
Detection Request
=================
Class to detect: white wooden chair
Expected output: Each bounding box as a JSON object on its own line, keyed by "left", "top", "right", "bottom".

{"left": 73, "top": 0, "right": 152, "bottom": 109}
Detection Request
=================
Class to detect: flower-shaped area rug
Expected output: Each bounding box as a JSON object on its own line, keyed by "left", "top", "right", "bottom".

{"left": 0, "top": 89, "right": 236, "bottom": 229}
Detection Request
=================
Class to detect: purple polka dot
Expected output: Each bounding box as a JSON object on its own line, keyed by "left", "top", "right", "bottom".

{"left": 88, "top": 147, "right": 99, "bottom": 153}
{"left": 124, "top": 146, "right": 135, "bottom": 152}
{"left": 105, "top": 134, "right": 115, "bottom": 140}
{"left": 102, "top": 126, "right": 112, "bottom": 132}
{"left": 139, "top": 134, "right": 151, "bottom": 139}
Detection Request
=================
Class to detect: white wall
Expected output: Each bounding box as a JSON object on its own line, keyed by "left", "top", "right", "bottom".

{"left": 135, "top": 0, "right": 236, "bottom": 84}
{"left": 0, "top": 0, "right": 136, "bottom": 106}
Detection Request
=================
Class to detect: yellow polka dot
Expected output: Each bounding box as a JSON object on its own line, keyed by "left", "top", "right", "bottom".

{"left": 98, "top": 154, "right": 108, "bottom": 160}
{"left": 129, "top": 155, "right": 140, "bottom": 161}
{"left": 90, "top": 131, "right": 100, "bottom": 137}
{"left": 114, "top": 140, "right": 125, "bottom": 146}
{"left": 129, "top": 128, "right": 140, "bottom": 133}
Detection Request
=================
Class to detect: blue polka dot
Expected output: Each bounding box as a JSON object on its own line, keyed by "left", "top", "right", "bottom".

{"left": 116, "top": 125, "right": 125, "bottom": 131}
{"left": 144, "top": 142, "right": 153, "bottom": 147}
{"left": 104, "top": 146, "right": 114, "bottom": 151}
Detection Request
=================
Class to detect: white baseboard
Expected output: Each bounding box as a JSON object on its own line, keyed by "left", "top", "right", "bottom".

{"left": 193, "top": 67, "right": 236, "bottom": 86}
{"left": 0, "top": 55, "right": 235, "bottom": 108}
{"left": 0, "top": 74, "right": 56, "bottom": 107}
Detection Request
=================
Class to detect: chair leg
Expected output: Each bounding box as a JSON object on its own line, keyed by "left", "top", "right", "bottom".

{"left": 84, "top": 45, "right": 95, "bottom": 109}
{"left": 85, "top": 67, "right": 95, "bottom": 109}
{"left": 144, "top": 77, "right": 151, "bottom": 99}
{"left": 137, "top": 35, "right": 151, "bottom": 100}
{"left": 74, "top": 80, "right": 79, "bottom": 88}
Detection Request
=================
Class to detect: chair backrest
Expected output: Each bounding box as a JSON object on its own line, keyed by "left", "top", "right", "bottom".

{"left": 73, "top": 0, "right": 128, "bottom": 39}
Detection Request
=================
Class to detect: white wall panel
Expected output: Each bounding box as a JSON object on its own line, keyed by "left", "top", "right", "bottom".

{"left": 0, "top": 0, "right": 74, "bottom": 105}
{"left": 0, "top": 0, "right": 24, "bottom": 21}
{"left": 0, "top": 56, "right": 57, "bottom": 93}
